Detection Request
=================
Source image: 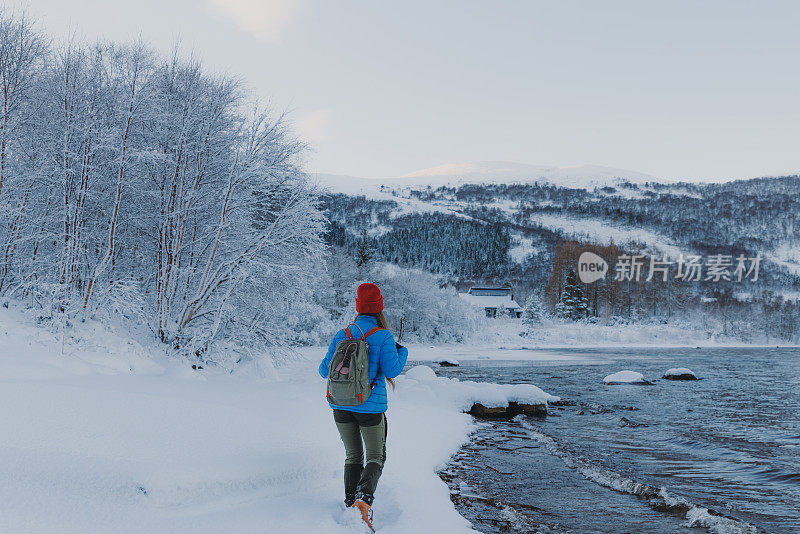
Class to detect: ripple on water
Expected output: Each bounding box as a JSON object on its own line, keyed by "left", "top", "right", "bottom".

{"left": 424, "top": 347, "right": 800, "bottom": 533}
{"left": 518, "top": 418, "right": 767, "bottom": 534}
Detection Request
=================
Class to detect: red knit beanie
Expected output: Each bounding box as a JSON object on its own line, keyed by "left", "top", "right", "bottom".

{"left": 356, "top": 283, "right": 383, "bottom": 314}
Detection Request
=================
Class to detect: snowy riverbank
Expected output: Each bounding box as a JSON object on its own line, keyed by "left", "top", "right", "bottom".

{"left": 0, "top": 306, "right": 560, "bottom": 533}
{"left": 397, "top": 316, "right": 800, "bottom": 359}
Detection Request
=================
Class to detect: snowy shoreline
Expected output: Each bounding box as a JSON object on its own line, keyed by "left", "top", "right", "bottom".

{"left": 2, "top": 301, "right": 794, "bottom": 533}
{"left": 0, "top": 306, "right": 560, "bottom": 533}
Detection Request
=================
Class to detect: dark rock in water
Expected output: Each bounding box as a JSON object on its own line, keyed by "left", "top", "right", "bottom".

{"left": 516, "top": 402, "right": 548, "bottom": 417}
{"left": 468, "top": 403, "right": 506, "bottom": 417}
{"left": 619, "top": 416, "right": 649, "bottom": 428}
{"left": 468, "top": 401, "right": 547, "bottom": 419}
{"left": 438, "top": 360, "right": 459, "bottom": 367}
{"left": 606, "top": 379, "right": 654, "bottom": 386}
{"left": 662, "top": 368, "right": 699, "bottom": 380}
{"left": 662, "top": 373, "right": 699, "bottom": 381}
{"left": 549, "top": 399, "right": 576, "bottom": 406}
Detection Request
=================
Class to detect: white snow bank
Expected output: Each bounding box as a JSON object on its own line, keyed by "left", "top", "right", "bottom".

{"left": 603, "top": 370, "right": 651, "bottom": 385}
{"left": 663, "top": 367, "right": 696, "bottom": 378}
{"left": 406, "top": 365, "right": 438, "bottom": 381}
{"left": 0, "top": 305, "right": 479, "bottom": 534}
{"left": 400, "top": 365, "right": 559, "bottom": 411}
{"left": 391, "top": 316, "right": 790, "bottom": 359}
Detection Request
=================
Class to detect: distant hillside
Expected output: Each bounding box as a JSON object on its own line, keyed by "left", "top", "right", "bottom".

{"left": 317, "top": 169, "right": 800, "bottom": 300}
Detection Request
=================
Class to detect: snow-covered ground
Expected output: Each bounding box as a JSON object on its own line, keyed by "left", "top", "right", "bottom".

{"left": 0, "top": 305, "right": 563, "bottom": 534}
{"left": 508, "top": 233, "right": 538, "bottom": 263}
{"left": 527, "top": 213, "right": 687, "bottom": 260}
{"left": 313, "top": 173, "right": 473, "bottom": 222}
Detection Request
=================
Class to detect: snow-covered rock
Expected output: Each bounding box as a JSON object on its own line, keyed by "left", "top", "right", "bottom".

{"left": 662, "top": 367, "right": 699, "bottom": 380}
{"left": 438, "top": 358, "right": 460, "bottom": 367}
{"left": 399, "top": 365, "right": 558, "bottom": 418}
{"left": 603, "top": 370, "right": 653, "bottom": 385}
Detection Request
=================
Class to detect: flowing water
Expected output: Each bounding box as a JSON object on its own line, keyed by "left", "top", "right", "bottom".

{"left": 415, "top": 347, "right": 800, "bottom": 533}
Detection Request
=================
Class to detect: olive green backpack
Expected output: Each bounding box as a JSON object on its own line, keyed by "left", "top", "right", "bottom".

{"left": 326, "top": 324, "right": 383, "bottom": 406}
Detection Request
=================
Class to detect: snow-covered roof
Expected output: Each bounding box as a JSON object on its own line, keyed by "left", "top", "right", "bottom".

{"left": 459, "top": 293, "right": 521, "bottom": 310}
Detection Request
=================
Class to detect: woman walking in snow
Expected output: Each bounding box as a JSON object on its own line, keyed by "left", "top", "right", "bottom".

{"left": 319, "top": 283, "right": 408, "bottom": 531}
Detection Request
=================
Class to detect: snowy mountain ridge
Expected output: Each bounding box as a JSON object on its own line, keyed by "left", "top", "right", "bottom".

{"left": 399, "top": 161, "right": 660, "bottom": 189}
{"left": 314, "top": 161, "right": 661, "bottom": 195}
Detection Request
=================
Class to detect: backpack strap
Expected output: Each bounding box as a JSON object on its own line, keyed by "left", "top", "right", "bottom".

{"left": 358, "top": 326, "right": 383, "bottom": 340}
{"left": 344, "top": 323, "right": 364, "bottom": 340}
{"left": 358, "top": 326, "right": 385, "bottom": 388}
{"left": 370, "top": 364, "right": 382, "bottom": 390}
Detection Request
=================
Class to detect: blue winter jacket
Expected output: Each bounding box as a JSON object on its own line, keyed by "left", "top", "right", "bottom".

{"left": 319, "top": 314, "right": 408, "bottom": 414}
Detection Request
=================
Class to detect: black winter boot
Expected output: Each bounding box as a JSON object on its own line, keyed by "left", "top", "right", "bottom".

{"left": 355, "top": 461, "right": 383, "bottom": 505}
{"left": 344, "top": 463, "right": 363, "bottom": 507}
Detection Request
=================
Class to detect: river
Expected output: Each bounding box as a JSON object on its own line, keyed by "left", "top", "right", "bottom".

{"left": 413, "top": 347, "right": 800, "bottom": 533}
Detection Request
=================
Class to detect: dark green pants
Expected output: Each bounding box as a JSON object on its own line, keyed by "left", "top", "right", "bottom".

{"left": 333, "top": 409, "right": 387, "bottom": 505}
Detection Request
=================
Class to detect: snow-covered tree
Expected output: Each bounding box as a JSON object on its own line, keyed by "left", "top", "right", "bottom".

{"left": 354, "top": 228, "right": 375, "bottom": 280}
{"left": 0, "top": 10, "right": 327, "bottom": 362}
{"left": 0, "top": 10, "right": 46, "bottom": 294}
{"left": 322, "top": 249, "right": 357, "bottom": 320}
{"left": 522, "top": 294, "right": 545, "bottom": 326}
{"left": 355, "top": 229, "right": 373, "bottom": 267}
{"left": 371, "top": 264, "right": 476, "bottom": 343}
{"left": 555, "top": 268, "right": 589, "bottom": 321}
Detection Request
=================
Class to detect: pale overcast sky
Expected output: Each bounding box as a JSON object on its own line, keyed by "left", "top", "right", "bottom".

{"left": 12, "top": 0, "right": 800, "bottom": 181}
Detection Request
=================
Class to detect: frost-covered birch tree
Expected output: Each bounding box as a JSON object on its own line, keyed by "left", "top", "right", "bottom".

{"left": 0, "top": 11, "right": 46, "bottom": 293}
{"left": 0, "top": 10, "right": 327, "bottom": 361}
